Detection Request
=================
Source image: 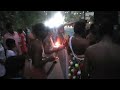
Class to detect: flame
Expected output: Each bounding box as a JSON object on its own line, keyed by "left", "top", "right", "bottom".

{"left": 54, "top": 42, "right": 61, "bottom": 48}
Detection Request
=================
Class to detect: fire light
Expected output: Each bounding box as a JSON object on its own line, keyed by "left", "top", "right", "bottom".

{"left": 44, "top": 11, "right": 65, "bottom": 28}
{"left": 54, "top": 42, "right": 61, "bottom": 48}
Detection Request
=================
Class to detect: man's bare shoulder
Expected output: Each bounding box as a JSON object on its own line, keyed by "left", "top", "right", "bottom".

{"left": 85, "top": 42, "right": 104, "bottom": 58}
{"left": 86, "top": 43, "right": 100, "bottom": 51}
{"left": 86, "top": 41, "right": 120, "bottom": 54}
{"left": 73, "top": 37, "right": 89, "bottom": 46}
{"left": 31, "top": 40, "right": 42, "bottom": 49}
{"left": 84, "top": 39, "right": 90, "bottom": 46}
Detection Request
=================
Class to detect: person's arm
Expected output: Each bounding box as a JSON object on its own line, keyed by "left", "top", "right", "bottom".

{"left": 33, "top": 41, "right": 55, "bottom": 68}
{"left": 41, "top": 56, "right": 56, "bottom": 65}
{"left": 34, "top": 52, "right": 56, "bottom": 68}
{"left": 21, "top": 34, "right": 24, "bottom": 46}
{"left": 17, "top": 34, "right": 22, "bottom": 55}
{"left": 43, "top": 38, "right": 65, "bottom": 55}
{"left": 65, "top": 36, "right": 71, "bottom": 55}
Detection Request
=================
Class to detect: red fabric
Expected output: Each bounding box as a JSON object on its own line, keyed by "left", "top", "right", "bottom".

{"left": 23, "top": 60, "right": 47, "bottom": 79}
{"left": 19, "top": 33, "right": 28, "bottom": 54}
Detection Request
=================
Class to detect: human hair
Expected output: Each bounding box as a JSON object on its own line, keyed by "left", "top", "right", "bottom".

{"left": 99, "top": 18, "right": 114, "bottom": 37}
{"left": 32, "top": 23, "right": 48, "bottom": 41}
{"left": 18, "top": 29, "right": 23, "bottom": 34}
{"left": 89, "top": 24, "right": 99, "bottom": 36}
{"left": 74, "top": 21, "right": 86, "bottom": 38}
{"left": 6, "top": 23, "right": 14, "bottom": 34}
{"left": 58, "top": 25, "right": 64, "bottom": 33}
{"left": 6, "top": 39, "right": 16, "bottom": 50}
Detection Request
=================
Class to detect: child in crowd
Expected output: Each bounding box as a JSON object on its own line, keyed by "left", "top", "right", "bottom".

{"left": 6, "top": 39, "right": 17, "bottom": 58}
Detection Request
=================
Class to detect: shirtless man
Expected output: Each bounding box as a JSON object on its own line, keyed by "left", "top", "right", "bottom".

{"left": 67, "top": 21, "right": 89, "bottom": 79}
{"left": 83, "top": 18, "right": 120, "bottom": 79}
{"left": 29, "top": 23, "right": 56, "bottom": 79}
{"left": 86, "top": 24, "right": 99, "bottom": 46}
{"left": 68, "top": 21, "right": 89, "bottom": 55}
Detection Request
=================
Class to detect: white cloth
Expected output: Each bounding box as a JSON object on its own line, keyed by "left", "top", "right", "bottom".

{"left": 44, "top": 35, "right": 64, "bottom": 79}
{"left": 0, "top": 44, "right": 6, "bottom": 60}
{"left": 58, "top": 49, "right": 69, "bottom": 79}
{"left": 6, "top": 50, "right": 17, "bottom": 58}
{"left": 0, "top": 63, "right": 6, "bottom": 77}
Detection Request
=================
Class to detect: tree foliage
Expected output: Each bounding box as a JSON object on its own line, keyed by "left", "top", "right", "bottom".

{"left": 0, "top": 11, "right": 47, "bottom": 31}
{"left": 0, "top": 11, "right": 94, "bottom": 32}
{"left": 64, "top": 11, "right": 84, "bottom": 23}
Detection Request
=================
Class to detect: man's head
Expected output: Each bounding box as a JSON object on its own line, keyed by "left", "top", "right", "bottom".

{"left": 74, "top": 21, "right": 86, "bottom": 38}
{"left": 58, "top": 25, "right": 64, "bottom": 34}
{"left": 6, "top": 23, "right": 14, "bottom": 34}
{"left": 99, "top": 18, "right": 114, "bottom": 37}
{"left": 32, "top": 23, "right": 48, "bottom": 40}
{"left": 89, "top": 24, "right": 99, "bottom": 35}
{"left": 6, "top": 39, "right": 16, "bottom": 50}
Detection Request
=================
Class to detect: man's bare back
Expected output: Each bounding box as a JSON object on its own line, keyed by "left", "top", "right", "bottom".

{"left": 84, "top": 36, "right": 120, "bottom": 79}
{"left": 70, "top": 37, "right": 89, "bottom": 55}
{"left": 30, "top": 39, "right": 43, "bottom": 68}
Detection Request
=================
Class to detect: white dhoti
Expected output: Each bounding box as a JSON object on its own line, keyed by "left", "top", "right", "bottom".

{"left": 58, "top": 49, "right": 69, "bottom": 79}
{"left": 45, "top": 59, "right": 64, "bottom": 79}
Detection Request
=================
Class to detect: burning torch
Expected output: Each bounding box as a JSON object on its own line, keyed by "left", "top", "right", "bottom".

{"left": 44, "top": 11, "right": 65, "bottom": 60}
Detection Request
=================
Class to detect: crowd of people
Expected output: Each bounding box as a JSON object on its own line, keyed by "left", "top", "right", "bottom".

{"left": 0, "top": 15, "right": 120, "bottom": 79}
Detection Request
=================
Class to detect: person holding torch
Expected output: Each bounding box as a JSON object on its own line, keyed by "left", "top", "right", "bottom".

{"left": 28, "top": 23, "right": 59, "bottom": 79}
{"left": 43, "top": 27, "right": 67, "bottom": 79}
